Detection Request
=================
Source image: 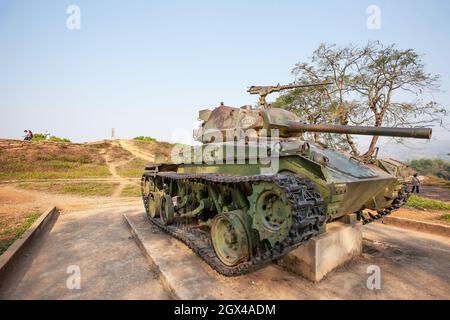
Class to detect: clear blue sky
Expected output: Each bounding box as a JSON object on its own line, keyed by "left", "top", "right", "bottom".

{"left": 0, "top": 0, "right": 449, "bottom": 149}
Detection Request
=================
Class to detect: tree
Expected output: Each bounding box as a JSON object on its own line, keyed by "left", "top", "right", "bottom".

{"left": 274, "top": 42, "right": 446, "bottom": 157}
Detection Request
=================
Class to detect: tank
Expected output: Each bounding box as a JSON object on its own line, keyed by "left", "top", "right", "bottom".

{"left": 140, "top": 83, "right": 432, "bottom": 276}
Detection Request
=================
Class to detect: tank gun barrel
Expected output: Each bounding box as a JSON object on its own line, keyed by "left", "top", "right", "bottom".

{"left": 286, "top": 122, "right": 432, "bottom": 139}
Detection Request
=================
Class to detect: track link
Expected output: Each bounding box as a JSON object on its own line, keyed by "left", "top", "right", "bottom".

{"left": 357, "top": 184, "right": 410, "bottom": 225}
{"left": 141, "top": 172, "right": 326, "bottom": 276}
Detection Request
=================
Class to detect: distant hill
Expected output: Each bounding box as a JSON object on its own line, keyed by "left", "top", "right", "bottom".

{"left": 377, "top": 139, "right": 450, "bottom": 161}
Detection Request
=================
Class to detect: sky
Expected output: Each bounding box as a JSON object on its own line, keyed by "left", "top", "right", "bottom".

{"left": 0, "top": 0, "right": 449, "bottom": 159}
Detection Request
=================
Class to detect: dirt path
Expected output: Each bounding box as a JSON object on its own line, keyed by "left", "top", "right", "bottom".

{"left": 103, "top": 152, "right": 132, "bottom": 198}
{"left": 101, "top": 141, "right": 142, "bottom": 198}
{"left": 119, "top": 140, "right": 155, "bottom": 163}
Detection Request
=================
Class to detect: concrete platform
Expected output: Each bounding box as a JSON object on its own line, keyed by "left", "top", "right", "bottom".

{"left": 278, "top": 221, "right": 362, "bottom": 282}
{"left": 124, "top": 211, "right": 367, "bottom": 298}
{"left": 124, "top": 212, "right": 222, "bottom": 299}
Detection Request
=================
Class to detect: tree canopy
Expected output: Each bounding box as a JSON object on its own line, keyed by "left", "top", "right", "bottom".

{"left": 273, "top": 42, "right": 446, "bottom": 157}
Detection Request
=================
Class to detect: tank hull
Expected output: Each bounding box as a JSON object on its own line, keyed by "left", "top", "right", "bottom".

{"left": 156, "top": 139, "right": 406, "bottom": 221}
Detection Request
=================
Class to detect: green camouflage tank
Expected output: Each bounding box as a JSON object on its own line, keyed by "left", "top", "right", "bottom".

{"left": 140, "top": 83, "right": 431, "bottom": 275}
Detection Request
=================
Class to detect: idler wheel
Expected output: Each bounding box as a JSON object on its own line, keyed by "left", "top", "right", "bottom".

{"left": 211, "top": 210, "right": 251, "bottom": 267}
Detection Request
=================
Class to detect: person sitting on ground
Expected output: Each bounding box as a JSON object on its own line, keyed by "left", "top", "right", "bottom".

{"left": 23, "top": 130, "right": 33, "bottom": 141}
{"left": 411, "top": 173, "right": 420, "bottom": 194}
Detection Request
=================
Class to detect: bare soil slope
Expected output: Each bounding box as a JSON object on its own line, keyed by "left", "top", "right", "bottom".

{"left": 0, "top": 139, "right": 110, "bottom": 180}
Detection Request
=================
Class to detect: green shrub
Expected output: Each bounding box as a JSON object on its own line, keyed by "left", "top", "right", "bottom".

{"left": 48, "top": 136, "right": 71, "bottom": 143}
{"left": 133, "top": 136, "right": 156, "bottom": 142}
{"left": 32, "top": 133, "right": 47, "bottom": 141}
{"left": 32, "top": 133, "right": 71, "bottom": 143}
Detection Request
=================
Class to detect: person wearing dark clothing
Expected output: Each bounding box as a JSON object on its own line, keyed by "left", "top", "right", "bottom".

{"left": 411, "top": 173, "right": 420, "bottom": 193}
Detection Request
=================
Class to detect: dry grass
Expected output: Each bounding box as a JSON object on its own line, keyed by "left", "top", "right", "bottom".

{"left": 422, "top": 175, "right": 450, "bottom": 188}
{"left": 131, "top": 140, "right": 174, "bottom": 163}
{"left": 18, "top": 181, "right": 119, "bottom": 197}
{"left": 0, "top": 211, "right": 41, "bottom": 256}
{"left": 0, "top": 140, "right": 111, "bottom": 180}
{"left": 109, "top": 144, "right": 133, "bottom": 161}
{"left": 120, "top": 184, "right": 141, "bottom": 197}
{"left": 116, "top": 158, "right": 147, "bottom": 177}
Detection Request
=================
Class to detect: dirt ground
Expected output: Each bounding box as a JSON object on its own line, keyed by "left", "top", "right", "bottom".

{"left": 391, "top": 206, "right": 449, "bottom": 226}
{"left": 1, "top": 205, "right": 448, "bottom": 300}
{"left": 420, "top": 185, "right": 450, "bottom": 202}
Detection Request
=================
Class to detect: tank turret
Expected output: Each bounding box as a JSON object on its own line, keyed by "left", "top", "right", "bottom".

{"left": 194, "top": 84, "right": 432, "bottom": 142}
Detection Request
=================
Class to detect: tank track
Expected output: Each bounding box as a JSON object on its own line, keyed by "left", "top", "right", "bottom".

{"left": 357, "top": 184, "right": 410, "bottom": 225}
{"left": 140, "top": 172, "right": 326, "bottom": 276}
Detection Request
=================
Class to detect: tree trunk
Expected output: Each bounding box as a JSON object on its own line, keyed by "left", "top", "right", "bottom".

{"left": 345, "top": 134, "right": 359, "bottom": 155}
{"left": 363, "top": 135, "right": 379, "bottom": 158}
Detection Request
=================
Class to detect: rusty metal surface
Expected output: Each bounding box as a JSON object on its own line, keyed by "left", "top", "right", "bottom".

{"left": 286, "top": 122, "right": 432, "bottom": 139}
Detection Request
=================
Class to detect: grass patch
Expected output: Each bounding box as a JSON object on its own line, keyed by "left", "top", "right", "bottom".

{"left": 117, "top": 158, "right": 147, "bottom": 177}
{"left": 18, "top": 182, "right": 119, "bottom": 197}
{"left": 407, "top": 195, "right": 450, "bottom": 211}
{"left": 0, "top": 212, "right": 41, "bottom": 256}
{"left": 440, "top": 214, "right": 450, "bottom": 222}
{"left": 120, "top": 184, "right": 141, "bottom": 197}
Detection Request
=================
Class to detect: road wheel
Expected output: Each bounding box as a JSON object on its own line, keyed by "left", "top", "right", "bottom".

{"left": 247, "top": 181, "right": 292, "bottom": 247}
{"left": 211, "top": 210, "right": 251, "bottom": 267}
{"left": 160, "top": 194, "right": 174, "bottom": 225}
{"left": 148, "top": 192, "right": 161, "bottom": 218}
